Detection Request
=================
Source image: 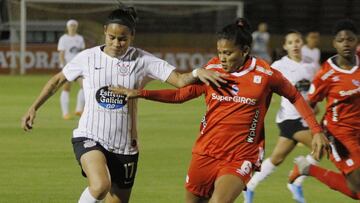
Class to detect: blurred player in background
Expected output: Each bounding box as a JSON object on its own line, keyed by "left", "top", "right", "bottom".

{"left": 252, "top": 22, "right": 272, "bottom": 63}
{"left": 58, "top": 19, "right": 86, "bottom": 120}
{"left": 110, "top": 18, "right": 329, "bottom": 203}
{"left": 301, "top": 30, "right": 321, "bottom": 70}
{"left": 244, "top": 30, "right": 319, "bottom": 203}
{"left": 21, "top": 6, "right": 226, "bottom": 203}
{"left": 290, "top": 19, "right": 360, "bottom": 200}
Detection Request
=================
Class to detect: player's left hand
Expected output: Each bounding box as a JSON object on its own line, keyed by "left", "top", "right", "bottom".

{"left": 311, "top": 132, "right": 330, "bottom": 161}
{"left": 196, "top": 68, "right": 228, "bottom": 87}
{"left": 108, "top": 86, "right": 140, "bottom": 100}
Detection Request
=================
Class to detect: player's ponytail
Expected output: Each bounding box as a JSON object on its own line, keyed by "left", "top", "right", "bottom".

{"left": 106, "top": 5, "right": 138, "bottom": 35}
{"left": 235, "top": 18, "right": 251, "bottom": 33}
{"left": 217, "top": 18, "right": 253, "bottom": 50}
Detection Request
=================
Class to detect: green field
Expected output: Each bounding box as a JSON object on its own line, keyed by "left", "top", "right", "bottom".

{"left": 0, "top": 75, "right": 356, "bottom": 203}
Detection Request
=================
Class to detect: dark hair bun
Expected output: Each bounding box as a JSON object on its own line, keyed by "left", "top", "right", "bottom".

{"left": 235, "top": 18, "right": 251, "bottom": 32}
{"left": 122, "top": 6, "right": 138, "bottom": 24}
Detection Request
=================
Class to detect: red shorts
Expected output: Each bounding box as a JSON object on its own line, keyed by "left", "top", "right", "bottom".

{"left": 185, "top": 153, "right": 254, "bottom": 198}
{"left": 328, "top": 131, "right": 360, "bottom": 174}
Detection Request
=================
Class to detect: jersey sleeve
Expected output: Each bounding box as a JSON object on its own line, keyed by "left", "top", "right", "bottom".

{"left": 57, "top": 36, "right": 65, "bottom": 51}
{"left": 139, "top": 83, "right": 205, "bottom": 103}
{"left": 270, "top": 68, "right": 322, "bottom": 133}
{"left": 307, "top": 71, "right": 329, "bottom": 106}
{"left": 62, "top": 50, "right": 87, "bottom": 81}
{"left": 143, "top": 53, "right": 176, "bottom": 82}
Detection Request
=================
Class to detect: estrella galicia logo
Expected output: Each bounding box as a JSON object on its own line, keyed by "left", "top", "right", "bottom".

{"left": 95, "top": 86, "right": 127, "bottom": 109}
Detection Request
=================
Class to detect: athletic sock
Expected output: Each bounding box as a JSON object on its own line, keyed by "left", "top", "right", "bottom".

{"left": 75, "top": 88, "right": 85, "bottom": 113}
{"left": 293, "top": 154, "right": 319, "bottom": 186}
{"left": 308, "top": 165, "right": 359, "bottom": 199}
{"left": 247, "top": 158, "right": 276, "bottom": 190}
{"left": 78, "top": 187, "right": 103, "bottom": 203}
{"left": 60, "top": 90, "right": 70, "bottom": 116}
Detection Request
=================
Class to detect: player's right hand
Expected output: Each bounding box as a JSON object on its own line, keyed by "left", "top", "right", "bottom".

{"left": 197, "top": 68, "right": 228, "bottom": 87}
{"left": 108, "top": 86, "right": 140, "bottom": 100}
{"left": 311, "top": 132, "right": 330, "bottom": 160}
{"left": 21, "top": 108, "right": 36, "bottom": 131}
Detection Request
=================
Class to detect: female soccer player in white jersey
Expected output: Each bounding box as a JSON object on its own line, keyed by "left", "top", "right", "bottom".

{"left": 58, "top": 19, "right": 86, "bottom": 120}
{"left": 21, "top": 6, "right": 227, "bottom": 203}
{"left": 245, "top": 30, "right": 320, "bottom": 203}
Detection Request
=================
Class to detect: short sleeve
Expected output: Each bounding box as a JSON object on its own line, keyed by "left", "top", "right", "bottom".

{"left": 62, "top": 50, "right": 87, "bottom": 81}
{"left": 307, "top": 72, "right": 329, "bottom": 104}
{"left": 57, "top": 36, "right": 65, "bottom": 51}
{"left": 143, "top": 53, "right": 176, "bottom": 82}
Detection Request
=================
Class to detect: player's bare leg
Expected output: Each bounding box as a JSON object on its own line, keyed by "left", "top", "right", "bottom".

{"left": 61, "top": 81, "right": 72, "bottom": 119}
{"left": 105, "top": 185, "right": 132, "bottom": 203}
{"left": 270, "top": 137, "right": 297, "bottom": 165}
{"left": 80, "top": 150, "right": 111, "bottom": 202}
{"left": 346, "top": 168, "right": 360, "bottom": 192}
{"left": 209, "top": 175, "right": 245, "bottom": 203}
{"left": 185, "top": 191, "right": 209, "bottom": 203}
{"left": 293, "top": 130, "right": 312, "bottom": 148}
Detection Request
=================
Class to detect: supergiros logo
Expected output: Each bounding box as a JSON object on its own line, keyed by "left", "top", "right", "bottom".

{"left": 95, "top": 86, "right": 127, "bottom": 109}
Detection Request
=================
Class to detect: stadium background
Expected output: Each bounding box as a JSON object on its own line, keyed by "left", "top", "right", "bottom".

{"left": 0, "top": 0, "right": 359, "bottom": 202}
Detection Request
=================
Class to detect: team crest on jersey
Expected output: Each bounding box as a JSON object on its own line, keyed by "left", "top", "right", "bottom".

{"left": 231, "top": 84, "right": 239, "bottom": 95}
{"left": 352, "top": 79, "right": 360, "bottom": 87}
{"left": 95, "top": 86, "right": 127, "bottom": 109}
{"left": 117, "top": 61, "right": 130, "bottom": 76}
{"left": 253, "top": 75, "right": 262, "bottom": 84}
{"left": 308, "top": 84, "right": 315, "bottom": 94}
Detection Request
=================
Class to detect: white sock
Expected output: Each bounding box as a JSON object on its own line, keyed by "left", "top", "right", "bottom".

{"left": 60, "top": 90, "right": 70, "bottom": 116}
{"left": 75, "top": 88, "right": 85, "bottom": 113}
{"left": 247, "top": 158, "right": 276, "bottom": 190}
{"left": 293, "top": 154, "right": 319, "bottom": 186}
{"left": 78, "top": 187, "right": 103, "bottom": 203}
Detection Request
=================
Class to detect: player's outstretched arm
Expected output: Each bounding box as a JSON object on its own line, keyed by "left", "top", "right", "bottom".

{"left": 270, "top": 69, "right": 330, "bottom": 160}
{"left": 109, "top": 86, "right": 140, "bottom": 100}
{"left": 166, "top": 68, "right": 228, "bottom": 88}
{"left": 21, "top": 72, "right": 68, "bottom": 131}
{"left": 109, "top": 84, "right": 204, "bottom": 104}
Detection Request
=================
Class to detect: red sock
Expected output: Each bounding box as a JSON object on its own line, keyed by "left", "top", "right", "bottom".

{"left": 308, "top": 165, "right": 358, "bottom": 199}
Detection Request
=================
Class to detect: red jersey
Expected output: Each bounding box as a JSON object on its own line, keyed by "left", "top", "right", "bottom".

{"left": 141, "top": 57, "right": 321, "bottom": 169}
{"left": 308, "top": 56, "right": 360, "bottom": 136}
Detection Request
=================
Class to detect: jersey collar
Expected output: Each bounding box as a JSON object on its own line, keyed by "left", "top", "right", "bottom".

{"left": 328, "top": 54, "right": 359, "bottom": 74}
{"left": 230, "top": 57, "right": 256, "bottom": 77}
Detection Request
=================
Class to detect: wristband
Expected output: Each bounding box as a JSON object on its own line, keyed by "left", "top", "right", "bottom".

{"left": 192, "top": 68, "right": 199, "bottom": 78}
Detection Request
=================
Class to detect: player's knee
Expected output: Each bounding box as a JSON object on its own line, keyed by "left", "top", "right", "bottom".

{"left": 89, "top": 179, "right": 111, "bottom": 199}
{"left": 270, "top": 156, "right": 284, "bottom": 166}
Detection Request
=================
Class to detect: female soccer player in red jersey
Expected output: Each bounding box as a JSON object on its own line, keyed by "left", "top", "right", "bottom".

{"left": 289, "top": 19, "right": 360, "bottom": 200}
{"left": 110, "top": 18, "right": 329, "bottom": 203}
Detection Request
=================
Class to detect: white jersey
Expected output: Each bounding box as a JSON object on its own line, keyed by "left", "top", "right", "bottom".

{"left": 301, "top": 45, "right": 321, "bottom": 70}
{"left": 62, "top": 46, "right": 175, "bottom": 155}
{"left": 251, "top": 31, "right": 271, "bottom": 62}
{"left": 271, "top": 56, "right": 316, "bottom": 123}
{"left": 58, "top": 34, "right": 85, "bottom": 63}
